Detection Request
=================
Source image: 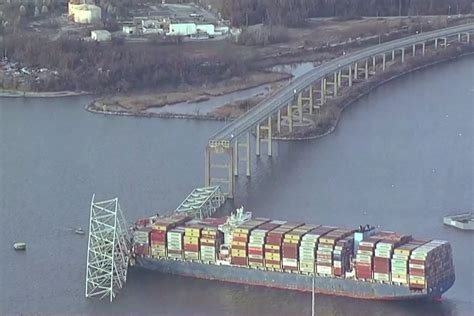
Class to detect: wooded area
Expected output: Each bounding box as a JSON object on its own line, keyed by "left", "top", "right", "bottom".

{"left": 2, "top": 35, "right": 247, "bottom": 92}
{"left": 219, "top": 0, "right": 474, "bottom": 26}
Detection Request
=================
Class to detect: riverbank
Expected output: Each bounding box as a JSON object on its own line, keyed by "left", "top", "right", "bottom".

{"left": 0, "top": 89, "right": 88, "bottom": 98}
{"left": 88, "top": 71, "right": 290, "bottom": 115}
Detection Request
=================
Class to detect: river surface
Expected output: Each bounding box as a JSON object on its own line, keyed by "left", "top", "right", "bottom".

{"left": 0, "top": 56, "right": 473, "bottom": 316}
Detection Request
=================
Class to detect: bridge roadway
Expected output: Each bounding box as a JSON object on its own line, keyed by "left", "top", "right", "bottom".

{"left": 210, "top": 23, "right": 474, "bottom": 143}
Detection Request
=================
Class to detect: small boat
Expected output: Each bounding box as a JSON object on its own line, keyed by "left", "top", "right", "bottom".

{"left": 13, "top": 242, "right": 26, "bottom": 250}
{"left": 443, "top": 212, "right": 474, "bottom": 231}
{"left": 75, "top": 228, "right": 85, "bottom": 235}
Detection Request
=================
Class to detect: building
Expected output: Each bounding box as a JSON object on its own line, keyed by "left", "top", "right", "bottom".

{"left": 196, "top": 24, "right": 214, "bottom": 36}
{"left": 91, "top": 30, "right": 111, "bottom": 41}
{"left": 69, "top": 2, "right": 101, "bottom": 24}
{"left": 122, "top": 24, "right": 138, "bottom": 36}
{"left": 168, "top": 23, "right": 196, "bottom": 36}
{"left": 142, "top": 19, "right": 165, "bottom": 35}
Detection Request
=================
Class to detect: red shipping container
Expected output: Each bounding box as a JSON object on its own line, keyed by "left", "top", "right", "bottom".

{"left": 266, "top": 237, "right": 283, "bottom": 245}
{"left": 150, "top": 230, "right": 166, "bottom": 242}
{"left": 133, "top": 244, "right": 149, "bottom": 256}
{"left": 248, "top": 249, "right": 264, "bottom": 255}
{"left": 184, "top": 244, "right": 199, "bottom": 252}
{"left": 231, "top": 257, "right": 248, "bottom": 266}
{"left": 409, "top": 269, "right": 425, "bottom": 276}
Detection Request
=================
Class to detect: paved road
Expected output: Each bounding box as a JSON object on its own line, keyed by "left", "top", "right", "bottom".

{"left": 210, "top": 23, "right": 474, "bottom": 142}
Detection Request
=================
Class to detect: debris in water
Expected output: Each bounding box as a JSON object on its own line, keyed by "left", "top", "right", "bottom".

{"left": 75, "top": 228, "right": 85, "bottom": 235}
{"left": 13, "top": 242, "right": 26, "bottom": 250}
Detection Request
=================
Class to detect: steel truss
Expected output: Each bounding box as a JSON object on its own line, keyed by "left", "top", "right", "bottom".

{"left": 174, "top": 186, "right": 225, "bottom": 219}
{"left": 85, "top": 194, "right": 131, "bottom": 302}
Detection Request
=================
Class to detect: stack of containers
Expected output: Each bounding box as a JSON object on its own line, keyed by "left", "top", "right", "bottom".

{"left": 317, "top": 229, "right": 354, "bottom": 276}
{"left": 200, "top": 225, "right": 224, "bottom": 263}
{"left": 184, "top": 223, "right": 202, "bottom": 261}
{"left": 150, "top": 226, "right": 169, "bottom": 258}
{"left": 391, "top": 240, "right": 428, "bottom": 284}
{"left": 231, "top": 219, "right": 269, "bottom": 266}
{"left": 356, "top": 236, "right": 383, "bottom": 280}
{"left": 151, "top": 215, "right": 191, "bottom": 259}
{"left": 299, "top": 226, "right": 334, "bottom": 274}
{"left": 265, "top": 222, "right": 304, "bottom": 270}
{"left": 408, "top": 240, "right": 452, "bottom": 290}
{"left": 333, "top": 237, "right": 354, "bottom": 277}
{"left": 373, "top": 233, "right": 412, "bottom": 283}
{"left": 248, "top": 221, "right": 284, "bottom": 268}
{"left": 282, "top": 225, "right": 316, "bottom": 272}
{"left": 133, "top": 228, "right": 151, "bottom": 257}
{"left": 166, "top": 227, "right": 185, "bottom": 260}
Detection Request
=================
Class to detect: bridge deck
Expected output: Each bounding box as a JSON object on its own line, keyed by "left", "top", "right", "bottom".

{"left": 209, "top": 23, "right": 474, "bottom": 142}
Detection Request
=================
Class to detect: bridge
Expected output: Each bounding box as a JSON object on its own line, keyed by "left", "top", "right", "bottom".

{"left": 205, "top": 23, "right": 474, "bottom": 198}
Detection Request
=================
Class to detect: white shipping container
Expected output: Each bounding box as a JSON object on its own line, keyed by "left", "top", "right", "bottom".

{"left": 282, "top": 258, "right": 298, "bottom": 267}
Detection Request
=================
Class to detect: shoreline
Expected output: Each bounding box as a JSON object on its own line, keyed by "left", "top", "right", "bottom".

{"left": 0, "top": 89, "right": 89, "bottom": 98}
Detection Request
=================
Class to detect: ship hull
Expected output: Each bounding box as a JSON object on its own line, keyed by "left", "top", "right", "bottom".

{"left": 134, "top": 257, "right": 455, "bottom": 300}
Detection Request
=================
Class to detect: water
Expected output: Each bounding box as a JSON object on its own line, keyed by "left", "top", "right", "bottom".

{"left": 0, "top": 56, "right": 473, "bottom": 315}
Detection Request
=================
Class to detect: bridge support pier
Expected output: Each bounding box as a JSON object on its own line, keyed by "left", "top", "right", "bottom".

{"left": 401, "top": 47, "right": 405, "bottom": 63}
{"left": 205, "top": 142, "right": 234, "bottom": 198}
{"left": 340, "top": 65, "right": 352, "bottom": 87}
{"left": 320, "top": 79, "right": 326, "bottom": 105}
{"left": 391, "top": 50, "right": 395, "bottom": 61}
{"left": 287, "top": 103, "right": 293, "bottom": 132}
{"left": 301, "top": 86, "right": 314, "bottom": 114}
{"left": 465, "top": 32, "right": 470, "bottom": 43}
{"left": 412, "top": 44, "right": 416, "bottom": 56}
{"left": 372, "top": 56, "right": 376, "bottom": 73}
{"left": 233, "top": 139, "right": 239, "bottom": 176}
{"left": 256, "top": 123, "right": 261, "bottom": 156}
{"left": 441, "top": 37, "right": 447, "bottom": 48}
{"left": 354, "top": 62, "right": 358, "bottom": 80}
{"left": 382, "top": 54, "right": 386, "bottom": 71}
{"left": 297, "top": 92, "right": 303, "bottom": 123}
{"left": 364, "top": 59, "right": 369, "bottom": 80}
{"left": 277, "top": 109, "right": 281, "bottom": 133}
{"left": 246, "top": 133, "right": 251, "bottom": 176}
{"left": 422, "top": 42, "right": 425, "bottom": 56}
{"left": 255, "top": 118, "right": 272, "bottom": 157}
{"left": 435, "top": 38, "right": 438, "bottom": 49}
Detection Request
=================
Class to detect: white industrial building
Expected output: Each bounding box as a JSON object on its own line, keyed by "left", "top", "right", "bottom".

{"left": 91, "top": 30, "right": 111, "bottom": 41}
{"left": 196, "top": 24, "right": 214, "bottom": 36}
{"left": 69, "top": 3, "right": 101, "bottom": 24}
{"left": 168, "top": 23, "right": 197, "bottom": 36}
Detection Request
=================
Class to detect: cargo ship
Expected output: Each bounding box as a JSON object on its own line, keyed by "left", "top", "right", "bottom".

{"left": 131, "top": 208, "right": 455, "bottom": 300}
